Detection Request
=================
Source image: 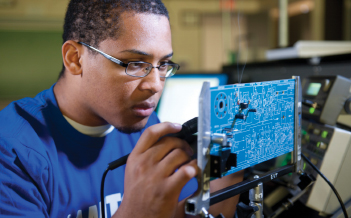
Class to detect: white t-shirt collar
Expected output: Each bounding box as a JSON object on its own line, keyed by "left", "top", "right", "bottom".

{"left": 63, "top": 115, "right": 114, "bottom": 137}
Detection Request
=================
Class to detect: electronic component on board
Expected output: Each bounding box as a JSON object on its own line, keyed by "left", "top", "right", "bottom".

{"left": 240, "top": 102, "right": 249, "bottom": 109}
{"left": 210, "top": 151, "right": 237, "bottom": 178}
{"left": 235, "top": 114, "right": 246, "bottom": 119}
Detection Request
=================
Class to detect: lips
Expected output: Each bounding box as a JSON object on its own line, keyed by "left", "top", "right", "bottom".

{"left": 132, "top": 102, "right": 156, "bottom": 117}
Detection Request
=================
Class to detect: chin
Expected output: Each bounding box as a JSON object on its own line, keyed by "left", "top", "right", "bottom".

{"left": 115, "top": 125, "right": 143, "bottom": 134}
{"left": 114, "top": 117, "right": 149, "bottom": 134}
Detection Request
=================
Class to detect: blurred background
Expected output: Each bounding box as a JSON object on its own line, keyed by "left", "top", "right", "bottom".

{"left": 1, "top": 1, "right": 351, "bottom": 217}
{"left": 0, "top": 0, "right": 350, "bottom": 107}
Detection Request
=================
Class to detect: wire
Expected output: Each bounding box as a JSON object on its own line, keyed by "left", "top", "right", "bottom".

{"left": 101, "top": 167, "right": 110, "bottom": 218}
{"left": 301, "top": 153, "right": 349, "bottom": 218}
{"left": 268, "top": 182, "right": 314, "bottom": 218}
{"left": 100, "top": 155, "right": 129, "bottom": 218}
{"left": 236, "top": 11, "right": 243, "bottom": 83}
{"left": 236, "top": 10, "right": 248, "bottom": 84}
{"left": 100, "top": 117, "right": 198, "bottom": 217}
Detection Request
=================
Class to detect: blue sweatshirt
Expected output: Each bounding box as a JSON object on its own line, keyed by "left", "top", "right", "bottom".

{"left": 0, "top": 85, "right": 196, "bottom": 218}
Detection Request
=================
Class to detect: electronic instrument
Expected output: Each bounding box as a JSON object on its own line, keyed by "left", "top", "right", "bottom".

{"left": 302, "top": 75, "right": 351, "bottom": 127}
{"left": 185, "top": 76, "right": 303, "bottom": 217}
{"left": 300, "top": 119, "right": 351, "bottom": 214}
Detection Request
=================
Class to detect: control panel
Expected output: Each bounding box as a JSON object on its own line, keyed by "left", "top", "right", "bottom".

{"left": 301, "top": 120, "right": 334, "bottom": 178}
{"left": 299, "top": 119, "right": 351, "bottom": 214}
{"left": 302, "top": 75, "right": 351, "bottom": 126}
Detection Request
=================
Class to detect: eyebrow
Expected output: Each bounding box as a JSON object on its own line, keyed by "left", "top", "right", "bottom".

{"left": 120, "top": 49, "right": 173, "bottom": 59}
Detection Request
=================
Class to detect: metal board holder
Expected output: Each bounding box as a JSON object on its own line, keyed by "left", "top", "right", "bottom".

{"left": 185, "top": 81, "right": 211, "bottom": 216}
{"left": 292, "top": 76, "right": 303, "bottom": 173}
{"left": 185, "top": 77, "right": 303, "bottom": 217}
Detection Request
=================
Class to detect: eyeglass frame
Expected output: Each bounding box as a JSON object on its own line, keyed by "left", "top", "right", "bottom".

{"left": 78, "top": 42, "right": 180, "bottom": 78}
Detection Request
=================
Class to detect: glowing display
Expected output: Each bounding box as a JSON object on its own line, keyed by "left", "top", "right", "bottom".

{"left": 306, "top": 83, "right": 322, "bottom": 96}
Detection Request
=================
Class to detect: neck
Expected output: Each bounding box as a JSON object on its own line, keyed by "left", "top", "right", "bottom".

{"left": 54, "top": 76, "right": 108, "bottom": 126}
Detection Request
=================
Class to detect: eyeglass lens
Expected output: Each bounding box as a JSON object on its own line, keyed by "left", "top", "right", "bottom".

{"left": 126, "top": 62, "right": 176, "bottom": 77}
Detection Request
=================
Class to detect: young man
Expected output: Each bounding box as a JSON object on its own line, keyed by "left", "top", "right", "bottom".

{"left": 0, "top": 0, "right": 243, "bottom": 217}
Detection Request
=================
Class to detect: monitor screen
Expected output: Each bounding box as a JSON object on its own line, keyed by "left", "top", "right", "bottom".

{"left": 156, "top": 74, "right": 227, "bottom": 124}
{"left": 306, "top": 82, "right": 322, "bottom": 96}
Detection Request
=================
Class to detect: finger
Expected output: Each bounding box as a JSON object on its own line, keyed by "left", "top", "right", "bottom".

{"left": 144, "top": 137, "right": 193, "bottom": 163}
{"left": 132, "top": 122, "right": 182, "bottom": 154}
{"left": 166, "top": 160, "right": 199, "bottom": 194}
{"left": 157, "top": 148, "right": 191, "bottom": 177}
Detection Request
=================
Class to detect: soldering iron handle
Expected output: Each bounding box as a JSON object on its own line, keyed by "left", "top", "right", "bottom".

{"left": 166, "top": 117, "right": 198, "bottom": 140}
{"left": 108, "top": 154, "right": 129, "bottom": 170}
{"left": 107, "top": 117, "right": 198, "bottom": 171}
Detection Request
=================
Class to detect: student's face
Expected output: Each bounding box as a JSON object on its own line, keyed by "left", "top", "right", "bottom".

{"left": 80, "top": 12, "right": 172, "bottom": 132}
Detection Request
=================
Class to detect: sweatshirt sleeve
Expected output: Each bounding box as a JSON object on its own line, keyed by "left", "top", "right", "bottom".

{"left": 0, "top": 137, "right": 50, "bottom": 217}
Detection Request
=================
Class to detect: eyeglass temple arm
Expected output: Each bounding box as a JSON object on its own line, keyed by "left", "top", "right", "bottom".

{"left": 78, "top": 42, "right": 126, "bottom": 66}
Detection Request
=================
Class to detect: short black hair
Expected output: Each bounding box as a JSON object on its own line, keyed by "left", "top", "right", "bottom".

{"left": 58, "top": 0, "right": 169, "bottom": 79}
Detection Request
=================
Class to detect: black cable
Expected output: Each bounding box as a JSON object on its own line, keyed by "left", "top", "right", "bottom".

{"left": 101, "top": 167, "right": 110, "bottom": 218}
{"left": 108, "top": 154, "right": 129, "bottom": 171}
{"left": 301, "top": 153, "right": 349, "bottom": 218}
{"left": 101, "top": 155, "right": 134, "bottom": 218}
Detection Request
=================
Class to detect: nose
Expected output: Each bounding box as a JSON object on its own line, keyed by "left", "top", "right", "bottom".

{"left": 139, "top": 68, "right": 164, "bottom": 94}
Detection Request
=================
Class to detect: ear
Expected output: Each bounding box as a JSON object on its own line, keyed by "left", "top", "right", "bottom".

{"left": 62, "top": 40, "right": 83, "bottom": 76}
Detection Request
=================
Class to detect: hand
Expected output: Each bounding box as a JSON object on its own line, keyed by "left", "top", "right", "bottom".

{"left": 114, "top": 122, "right": 198, "bottom": 218}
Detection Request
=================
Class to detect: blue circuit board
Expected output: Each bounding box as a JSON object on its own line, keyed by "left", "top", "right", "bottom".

{"left": 210, "top": 79, "right": 295, "bottom": 177}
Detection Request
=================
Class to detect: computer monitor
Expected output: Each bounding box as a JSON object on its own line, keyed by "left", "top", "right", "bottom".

{"left": 156, "top": 74, "right": 228, "bottom": 124}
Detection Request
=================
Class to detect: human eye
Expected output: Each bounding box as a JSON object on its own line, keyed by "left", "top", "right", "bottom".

{"left": 128, "top": 62, "right": 144, "bottom": 69}
{"left": 159, "top": 60, "right": 172, "bottom": 67}
{"left": 159, "top": 64, "right": 168, "bottom": 71}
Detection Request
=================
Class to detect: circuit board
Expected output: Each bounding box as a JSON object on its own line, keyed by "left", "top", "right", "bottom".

{"left": 210, "top": 79, "right": 296, "bottom": 177}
